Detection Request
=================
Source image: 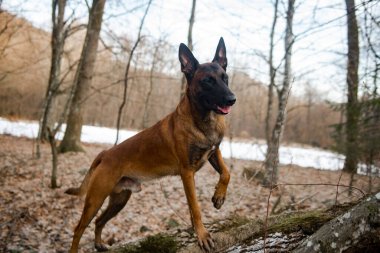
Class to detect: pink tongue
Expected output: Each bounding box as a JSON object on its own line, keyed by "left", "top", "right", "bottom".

{"left": 217, "top": 106, "right": 231, "bottom": 114}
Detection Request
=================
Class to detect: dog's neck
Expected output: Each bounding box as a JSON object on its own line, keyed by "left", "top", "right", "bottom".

{"left": 177, "top": 94, "right": 226, "bottom": 138}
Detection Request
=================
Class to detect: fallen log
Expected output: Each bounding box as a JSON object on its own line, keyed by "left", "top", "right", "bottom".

{"left": 293, "top": 192, "right": 380, "bottom": 253}
{"left": 107, "top": 192, "right": 379, "bottom": 253}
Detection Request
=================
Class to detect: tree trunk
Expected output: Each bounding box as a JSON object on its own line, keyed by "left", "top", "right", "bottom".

{"left": 59, "top": 0, "right": 106, "bottom": 153}
{"left": 36, "top": 0, "right": 67, "bottom": 157}
{"left": 263, "top": 0, "right": 294, "bottom": 187}
{"left": 265, "top": 0, "right": 279, "bottom": 146}
{"left": 179, "top": 0, "right": 196, "bottom": 100}
{"left": 47, "top": 128, "right": 58, "bottom": 188}
{"left": 343, "top": 0, "right": 360, "bottom": 174}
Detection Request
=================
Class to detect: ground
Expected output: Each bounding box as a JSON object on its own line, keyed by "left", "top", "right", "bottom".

{"left": 0, "top": 135, "right": 379, "bottom": 252}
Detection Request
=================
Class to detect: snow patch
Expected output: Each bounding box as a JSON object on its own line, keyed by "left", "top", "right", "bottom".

{"left": 306, "top": 241, "right": 313, "bottom": 247}
{"left": 331, "top": 242, "right": 336, "bottom": 249}
{"left": 0, "top": 117, "right": 376, "bottom": 173}
{"left": 375, "top": 192, "right": 380, "bottom": 200}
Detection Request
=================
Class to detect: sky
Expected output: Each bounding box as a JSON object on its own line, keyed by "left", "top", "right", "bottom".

{"left": 3, "top": 0, "right": 377, "bottom": 102}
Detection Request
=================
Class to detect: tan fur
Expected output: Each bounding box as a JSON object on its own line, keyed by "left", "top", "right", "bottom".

{"left": 65, "top": 150, "right": 106, "bottom": 196}
{"left": 67, "top": 41, "right": 233, "bottom": 253}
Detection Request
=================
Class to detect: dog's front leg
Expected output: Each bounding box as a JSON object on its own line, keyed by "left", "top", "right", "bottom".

{"left": 208, "top": 148, "right": 230, "bottom": 209}
{"left": 181, "top": 169, "right": 214, "bottom": 252}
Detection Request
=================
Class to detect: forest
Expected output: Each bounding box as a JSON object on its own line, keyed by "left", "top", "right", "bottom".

{"left": 0, "top": 0, "right": 379, "bottom": 252}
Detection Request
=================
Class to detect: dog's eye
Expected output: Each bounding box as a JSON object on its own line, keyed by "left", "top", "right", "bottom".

{"left": 201, "top": 77, "right": 215, "bottom": 90}
{"left": 202, "top": 77, "right": 215, "bottom": 84}
{"left": 222, "top": 74, "right": 229, "bottom": 85}
{"left": 201, "top": 77, "right": 215, "bottom": 91}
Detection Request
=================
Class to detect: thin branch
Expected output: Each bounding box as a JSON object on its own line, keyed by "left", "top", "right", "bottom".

{"left": 115, "top": 0, "right": 153, "bottom": 145}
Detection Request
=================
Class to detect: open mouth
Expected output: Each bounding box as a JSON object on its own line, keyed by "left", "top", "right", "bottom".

{"left": 216, "top": 105, "right": 232, "bottom": 114}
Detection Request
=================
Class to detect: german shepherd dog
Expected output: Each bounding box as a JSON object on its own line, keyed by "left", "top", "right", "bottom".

{"left": 66, "top": 37, "right": 236, "bottom": 252}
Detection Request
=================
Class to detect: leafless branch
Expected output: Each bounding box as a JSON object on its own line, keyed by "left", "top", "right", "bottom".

{"left": 115, "top": 0, "right": 153, "bottom": 145}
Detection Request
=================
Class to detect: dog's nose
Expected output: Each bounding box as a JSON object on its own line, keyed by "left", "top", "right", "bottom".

{"left": 225, "top": 94, "right": 236, "bottom": 106}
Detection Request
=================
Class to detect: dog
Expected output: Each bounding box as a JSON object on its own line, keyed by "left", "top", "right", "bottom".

{"left": 66, "top": 37, "right": 236, "bottom": 252}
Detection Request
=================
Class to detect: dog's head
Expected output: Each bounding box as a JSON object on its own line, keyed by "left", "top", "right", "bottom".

{"left": 179, "top": 37, "right": 236, "bottom": 115}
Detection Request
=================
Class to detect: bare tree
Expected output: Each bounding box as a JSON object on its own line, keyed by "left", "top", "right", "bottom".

{"left": 46, "top": 96, "right": 73, "bottom": 188}
{"left": 265, "top": 0, "right": 279, "bottom": 146}
{"left": 142, "top": 38, "right": 161, "bottom": 129}
{"left": 263, "top": 0, "right": 295, "bottom": 186}
{"left": 36, "top": 0, "right": 68, "bottom": 158}
{"left": 59, "top": 0, "right": 106, "bottom": 153}
{"left": 179, "top": 0, "right": 196, "bottom": 99}
{"left": 343, "top": 0, "right": 360, "bottom": 173}
{"left": 114, "top": 0, "right": 152, "bottom": 144}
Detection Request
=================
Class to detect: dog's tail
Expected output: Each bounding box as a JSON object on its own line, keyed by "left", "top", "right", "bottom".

{"left": 65, "top": 150, "right": 106, "bottom": 196}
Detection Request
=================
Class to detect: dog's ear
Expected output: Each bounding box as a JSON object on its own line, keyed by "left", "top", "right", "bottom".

{"left": 179, "top": 43, "right": 199, "bottom": 78}
{"left": 212, "top": 37, "right": 227, "bottom": 71}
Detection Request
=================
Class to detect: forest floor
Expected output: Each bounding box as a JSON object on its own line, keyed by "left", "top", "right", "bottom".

{"left": 1, "top": 135, "right": 379, "bottom": 253}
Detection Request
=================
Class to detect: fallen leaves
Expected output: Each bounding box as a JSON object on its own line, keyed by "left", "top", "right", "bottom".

{"left": 0, "top": 135, "right": 378, "bottom": 252}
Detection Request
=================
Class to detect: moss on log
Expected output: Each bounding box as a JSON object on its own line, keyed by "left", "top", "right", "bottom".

{"left": 106, "top": 193, "right": 379, "bottom": 253}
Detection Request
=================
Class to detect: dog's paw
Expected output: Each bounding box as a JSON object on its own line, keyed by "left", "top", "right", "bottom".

{"left": 212, "top": 186, "right": 226, "bottom": 209}
{"left": 197, "top": 230, "right": 215, "bottom": 252}
{"left": 212, "top": 183, "right": 228, "bottom": 209}
{"left": 212, "top": 194, "right": 225, "bottom": 209}
{"left": 95, "top": 242, "right": 108, "bottom": 252}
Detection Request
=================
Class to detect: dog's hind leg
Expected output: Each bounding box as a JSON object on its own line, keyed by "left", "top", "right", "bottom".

{"left": 69, "top": 166, "right": 120, "bottom": 253}
{"left": 94, "top": 189, "right": 132, "bottom": 252}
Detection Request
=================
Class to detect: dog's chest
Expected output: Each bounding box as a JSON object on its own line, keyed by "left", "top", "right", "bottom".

{"left": 188, "top": 132, "right": 222, "bottom": 168}
{"left": 187, "top": 112, "right": 225, "bottom": 168}
{"left": 188, "top": 144, "right": 212, "bottom": 169}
